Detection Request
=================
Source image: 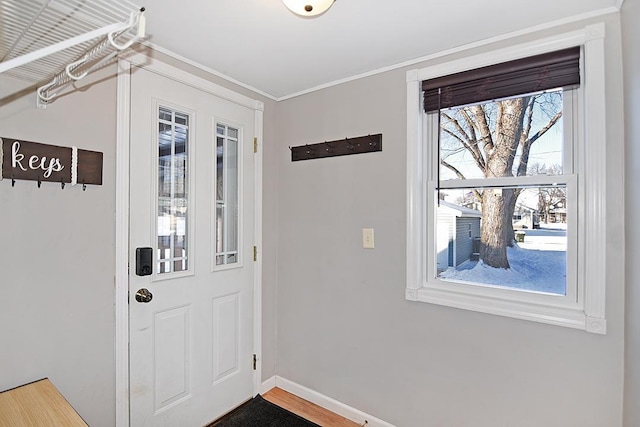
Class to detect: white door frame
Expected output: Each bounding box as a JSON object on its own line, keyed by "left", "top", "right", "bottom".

{"left": 115, "top": 53, "right": 264, "bottom": 427}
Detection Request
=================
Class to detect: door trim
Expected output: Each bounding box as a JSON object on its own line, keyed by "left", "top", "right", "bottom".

{"left": 115, "top": 53, "right": 264, "bottom": 427}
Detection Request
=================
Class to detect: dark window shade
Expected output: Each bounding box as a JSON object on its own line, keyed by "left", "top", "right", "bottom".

{"left": 422, "top": 46, "right": 581, "bottom": 112}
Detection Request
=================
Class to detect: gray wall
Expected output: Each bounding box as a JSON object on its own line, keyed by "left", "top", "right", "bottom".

{"left": 0, "top": 69, "right": 118, "bottom": 426}
{"left": 622, "top": 0, "right": 640, "bottom": 425}
{"left": 275, "top": 14, "right": 625, "bottom": 427}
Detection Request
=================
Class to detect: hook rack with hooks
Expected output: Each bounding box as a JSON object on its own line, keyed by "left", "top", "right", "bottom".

{"left": 290, "top": 134, "right": 382, "bottom": 162}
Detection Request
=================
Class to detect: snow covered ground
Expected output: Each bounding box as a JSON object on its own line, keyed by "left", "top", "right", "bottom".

{"left": 439, "top": 224, "right": 567, "bottom": 295}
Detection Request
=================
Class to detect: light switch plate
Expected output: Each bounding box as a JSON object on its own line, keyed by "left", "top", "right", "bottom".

{"left": 362, "top": 228, "right": 375, "bottom": 249}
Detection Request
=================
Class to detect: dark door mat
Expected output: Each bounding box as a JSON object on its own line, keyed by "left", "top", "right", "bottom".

{"left": 208, "top": 394, "right": 321, "bottom": 427}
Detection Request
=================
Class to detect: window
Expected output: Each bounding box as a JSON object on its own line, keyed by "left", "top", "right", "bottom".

{"left": 157, "top": 106, "right": 190, "bottom": 274}
{"left": 406, "top": 25, "right": 607, "bottom": 333}
{"left": 215, "top": 123, "right": 240, "bottom": 267}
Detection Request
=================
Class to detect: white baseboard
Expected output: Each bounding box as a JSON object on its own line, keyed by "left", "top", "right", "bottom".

{"left": 261, "top": 376, "right": 395, "bottom": 427}
{"left": 260, "top": 375, "right": 276, "bottom": 395}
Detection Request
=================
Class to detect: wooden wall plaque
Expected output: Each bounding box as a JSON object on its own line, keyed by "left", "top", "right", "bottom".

{"left": 1, "top": 137, "right": 102, "bottom": 186}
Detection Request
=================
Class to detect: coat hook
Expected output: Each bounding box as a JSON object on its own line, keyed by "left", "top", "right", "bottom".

{"left": 82, "top": 181, "right": 87, "bottom": 191}
{"left": 37, "top": 176, "right": 42, "bottom": 188}
{"left": 324, "top": 141, "right": 333, "bottom": 152}
{"left": 11, "top": 174, "right": 15, "bottom": 187}
{"left": 345, "top": 137, "right": 354, "bottom": 150}
{"left": 61, "top": 180, "right": 65, "bottom": 190}
{"left": 305, "top": 144, "right": 314, "bottom": 155}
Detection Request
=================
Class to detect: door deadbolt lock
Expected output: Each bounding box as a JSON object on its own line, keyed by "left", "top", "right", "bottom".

{"left": 135, "top": 288, "right": 153, "bottom": 303}
{"left": 135, "top": 247, "right": 153, "bottom": 276}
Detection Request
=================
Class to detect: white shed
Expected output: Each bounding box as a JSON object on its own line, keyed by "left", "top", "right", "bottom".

{"left": 436, "top": 201, "right": 482, "bottom": 271}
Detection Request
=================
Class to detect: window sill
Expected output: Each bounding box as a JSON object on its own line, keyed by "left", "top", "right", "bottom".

{"left": 406, "top": 286, "right": 606, "bottom": 334}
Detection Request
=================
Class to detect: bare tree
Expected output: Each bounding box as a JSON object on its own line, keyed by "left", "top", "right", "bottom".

{"left": 530, "top": 163, "right": 566, "bottom": 223}
{"left": 440, "top": 92, "right": 562, "bottom": 268}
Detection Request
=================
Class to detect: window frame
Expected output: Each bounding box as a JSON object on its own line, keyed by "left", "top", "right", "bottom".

{"left": 405, "top": 24, "right": 607, "bottom": 333}
{"left": 426, "top": 90, "right": 579, "bottom": 307}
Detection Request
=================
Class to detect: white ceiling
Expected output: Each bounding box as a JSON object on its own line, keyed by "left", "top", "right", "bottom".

{"left": 142, "top": 0, "right": 620, "bottom": 100}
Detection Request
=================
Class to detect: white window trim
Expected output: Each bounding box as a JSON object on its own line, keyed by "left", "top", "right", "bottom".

{"left": 406, "top": 23, "right": 607, "bottom": 334}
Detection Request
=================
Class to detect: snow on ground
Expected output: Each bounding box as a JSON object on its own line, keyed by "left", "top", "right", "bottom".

{"left": 439, "top": 224, "right": 567, "bottom": 295}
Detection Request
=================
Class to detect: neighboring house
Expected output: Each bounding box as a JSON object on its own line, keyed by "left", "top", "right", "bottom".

{"left": 513, "top": 203, "right": 540, "bottom": 229}
{"left": 548, "top": 206, "right": 567, "bottom": 223}
{"left": 437, "top": 201, "right": 481, "bottom": 271}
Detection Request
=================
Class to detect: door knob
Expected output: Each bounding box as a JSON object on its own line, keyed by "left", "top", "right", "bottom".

{"left": 135, "top": 288, "right": 153, "bottom": 303}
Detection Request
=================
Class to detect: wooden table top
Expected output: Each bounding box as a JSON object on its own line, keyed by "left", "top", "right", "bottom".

{"left": 0, "top": 378, "right": 87, "bottom": 427}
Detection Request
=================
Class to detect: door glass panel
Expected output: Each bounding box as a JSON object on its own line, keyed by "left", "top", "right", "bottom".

{"left": 157, "top": 106, "right": 189, "bottom": 274}
{"left": 215, "top": 123, "right": 240, "bottom": 266}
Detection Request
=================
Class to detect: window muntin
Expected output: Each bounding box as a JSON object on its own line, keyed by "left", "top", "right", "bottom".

{"left": 157, "top": 106, "right": 189, "bottom": 274}
{"left": 215, "top": 123, "right": 240, "bottom": 267}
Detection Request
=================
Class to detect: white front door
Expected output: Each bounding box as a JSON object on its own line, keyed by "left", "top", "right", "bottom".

{"left": 129, "top": 66, "right": 256, "bottom": 426}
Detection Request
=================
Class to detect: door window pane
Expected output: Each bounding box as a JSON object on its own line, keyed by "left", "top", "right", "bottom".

{"left": 215, "top": 123, "right": 240, "bottom": 266}
{"left": 157, "top": 107, "right": 189, "bottom": 274}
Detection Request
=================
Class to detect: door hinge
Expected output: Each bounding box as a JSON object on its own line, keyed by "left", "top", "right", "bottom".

{"left": 253, "top": 246, "right": 257, "bottom": 262}
{"left": 253, "top": 137, "right": 258, "bottom": 153}
{"left": 253, "top": 354, "right": 257, "bottom": 370}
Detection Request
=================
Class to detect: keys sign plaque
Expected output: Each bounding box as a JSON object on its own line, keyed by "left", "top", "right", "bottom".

{"left": 0, "top": 137, "right": 102, "bottom": 187}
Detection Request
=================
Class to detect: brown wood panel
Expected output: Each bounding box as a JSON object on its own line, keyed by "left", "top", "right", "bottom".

{"left": 263, "top": 387, "right": 361, "bottom": 427}
{"left": 76, "top": 148, "right": 103, "bottom": 185}
{"left": 0, "top": 378, "right": 87, "bottom": 427}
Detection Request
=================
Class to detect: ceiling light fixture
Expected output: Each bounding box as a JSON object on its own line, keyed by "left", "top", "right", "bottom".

{"left": 282, "top": 0, "right": 336, "bottom": 17}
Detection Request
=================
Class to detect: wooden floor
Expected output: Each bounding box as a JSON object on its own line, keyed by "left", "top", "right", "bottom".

{"left": 262, "top": 387, "right": 362, "bottom": 427}
{"left": 0, "top": 379, "right": 87, "bottom": 427}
